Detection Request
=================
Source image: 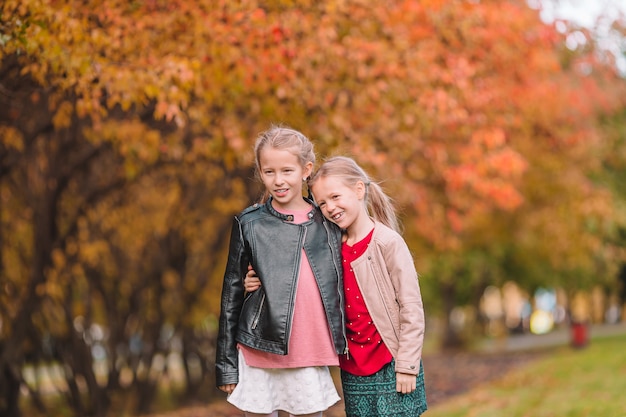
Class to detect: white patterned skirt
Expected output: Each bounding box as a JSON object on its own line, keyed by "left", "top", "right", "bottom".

{"left": 227, "top": 350, "right": 340, "bottom": 414}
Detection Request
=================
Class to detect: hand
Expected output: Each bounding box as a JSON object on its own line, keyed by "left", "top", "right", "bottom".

{"left": 244, "top": 264, "right": 262, "bottom": 292}
{"left": 396, "top": 372, "right": 417, "bottom": 394}
{"left": 218, "top": 384, "right": 236, "bottom": 394}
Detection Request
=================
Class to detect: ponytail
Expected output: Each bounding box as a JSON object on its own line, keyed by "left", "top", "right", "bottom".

{"left": 366, "top": 181, "right": 400, "bottom": 233}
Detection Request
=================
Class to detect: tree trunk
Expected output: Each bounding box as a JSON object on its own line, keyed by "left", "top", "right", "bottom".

{"left": 0, "top": 363, "right": 22, "bottom": 417}
{"left": 439, "top": 280, "right": 465, "bottom": 350}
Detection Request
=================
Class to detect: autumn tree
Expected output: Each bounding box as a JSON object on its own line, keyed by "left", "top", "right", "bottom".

{"left": 0, "top": 1, "right": 266, "bottom": 414}
{"left": 242, "top": 0, "right": 626, "bottom": 346}
{"left": 2, "top": 0, "right": 626, "bottom": 415}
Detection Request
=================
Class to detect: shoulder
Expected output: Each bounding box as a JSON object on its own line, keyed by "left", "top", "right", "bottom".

{"left": 371, "top": 223, "right": 417, "bottom": 272}
{"left": 372, "top": 221, "right": 403, "bottom": 243}
{"left": 371, "top": 221, "right": 413, "bottom": 257}
{"left": 236, "top": 202, "right": 267, "bottom": 222}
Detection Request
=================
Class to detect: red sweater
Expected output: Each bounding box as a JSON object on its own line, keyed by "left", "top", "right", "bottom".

{"left": 339, "top": 229, "right": 392, "bottom": 376}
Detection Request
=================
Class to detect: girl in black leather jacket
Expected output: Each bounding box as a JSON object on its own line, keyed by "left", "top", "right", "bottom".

{"left": 215, "top": 126, "right": 346, "bottom": 417}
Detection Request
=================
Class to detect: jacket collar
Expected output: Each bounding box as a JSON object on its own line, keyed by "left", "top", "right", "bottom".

{"left": 264, "top": 196, "right": 317, "bottom": 222}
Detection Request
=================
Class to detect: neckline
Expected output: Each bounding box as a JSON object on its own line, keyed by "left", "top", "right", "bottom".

{"left": 344, "top": 227, "right": 375, "bottom": 248}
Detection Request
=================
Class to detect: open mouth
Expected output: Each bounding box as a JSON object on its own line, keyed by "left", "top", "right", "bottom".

{"left": 332, "top": 212, "right": 344, "bottom": 221}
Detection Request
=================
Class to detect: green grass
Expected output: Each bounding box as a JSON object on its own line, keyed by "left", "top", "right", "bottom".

{"left": 425, "top": 333, "right": 626, "bottom": 417}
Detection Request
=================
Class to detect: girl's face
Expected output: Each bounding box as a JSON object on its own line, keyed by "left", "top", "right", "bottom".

{"left": 258, "top": 146, "right": 312, "bottom": 211}
{"left": 312, "top": 176, "right": 365, "bottom": 230}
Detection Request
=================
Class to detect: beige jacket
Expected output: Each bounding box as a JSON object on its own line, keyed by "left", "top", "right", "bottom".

{"left": 350, "top": 221, "right": 425, "bottom": 375}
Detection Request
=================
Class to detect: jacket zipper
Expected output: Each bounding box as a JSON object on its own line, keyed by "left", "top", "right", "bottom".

{"left": 251, "top": 293, "right": 265, "bottom": 329}
{"left": 285, "top": 226, "right": 305, "bottom": 348}
{"left": 324, "top": 221, "right": 349, "bottom": 357}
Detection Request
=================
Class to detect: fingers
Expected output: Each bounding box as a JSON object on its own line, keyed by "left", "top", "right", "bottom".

{"left": 218, "top": 383, "right": 236, "bottom": 394}
{"left": 245, "top": 265, "right": 258, "bottom": 279}
{"left": 245, "top": 277, "right": 261, "bottom": 292}
{"left": 396, "top": 372, "right": 417, "bottom": 394}
{"left": 244, "top": 264, "right": 262, "bottom": 292}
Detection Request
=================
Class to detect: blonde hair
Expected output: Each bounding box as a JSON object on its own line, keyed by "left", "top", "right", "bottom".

{"left": 254, "top": 125, "right": 316, "bottom": 203}
{"left": 310, "top": 156, "right": 399, "bottom": 232}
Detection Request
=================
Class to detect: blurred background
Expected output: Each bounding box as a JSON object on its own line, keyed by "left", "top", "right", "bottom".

{"left": 1, "top": 0, "right": 626, "bottom": 416}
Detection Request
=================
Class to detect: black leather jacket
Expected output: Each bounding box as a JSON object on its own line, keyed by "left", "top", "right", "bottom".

{"left": 215, "top": 197, "right": 347, "bottom": 387}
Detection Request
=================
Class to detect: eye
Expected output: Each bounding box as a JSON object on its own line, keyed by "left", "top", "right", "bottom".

{"left": 318, "top": 201, "right": 326, "bottom": 208}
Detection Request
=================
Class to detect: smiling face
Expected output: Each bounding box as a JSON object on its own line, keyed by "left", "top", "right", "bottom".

{"left": 258, "top": 146, "right": 313, "bottom": 211}
{"left": 311, "top": 175, "right": 366, "bottom": 231}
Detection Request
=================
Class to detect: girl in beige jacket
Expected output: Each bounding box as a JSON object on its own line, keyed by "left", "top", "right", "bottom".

{"left": 309, "top": 156, "right": 427, "bottom": 416}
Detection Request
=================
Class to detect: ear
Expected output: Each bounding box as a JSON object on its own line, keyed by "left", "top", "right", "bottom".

{"left": 303, "top": 161, "right": 314, "bottom": 180}
{"left": 355, "top": 181, "right": 366, "bottom": 200}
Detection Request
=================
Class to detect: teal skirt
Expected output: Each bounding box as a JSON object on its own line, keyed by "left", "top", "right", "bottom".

{"left": 341, "top": 360, "right": 427, "bottom": 417}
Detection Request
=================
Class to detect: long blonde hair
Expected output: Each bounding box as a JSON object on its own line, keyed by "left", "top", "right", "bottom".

{"left": 253, "top": 125, "right": 316, "bottom": 203}
{"left": 309, "top": 156, "right": 399, "bottom": 232}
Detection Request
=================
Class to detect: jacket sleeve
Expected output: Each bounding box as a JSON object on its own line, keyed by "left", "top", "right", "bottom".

{"left": 384, "top": 234, "right": 425, "bottom": 375}
{"left": 215, "top": 216, "right": 248, "bottom": 387}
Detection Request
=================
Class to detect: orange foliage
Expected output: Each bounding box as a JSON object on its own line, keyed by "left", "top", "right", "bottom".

{"left": 3, "top": 2, "right": 626, "bottom": 412}
{"left": 2, "top": 0, "right": 626, "bottom": 296}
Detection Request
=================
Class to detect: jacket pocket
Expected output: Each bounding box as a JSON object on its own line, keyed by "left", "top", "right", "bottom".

{"left": 251, "top": 293, "right": 265, "bottom": 330}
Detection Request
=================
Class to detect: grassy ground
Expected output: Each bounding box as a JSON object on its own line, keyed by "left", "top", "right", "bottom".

{"left": 19, "top": 330, "right": 626, "bottom": 417}
{"left": 424, "top": 333, "right": 626, "bottom": 417}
